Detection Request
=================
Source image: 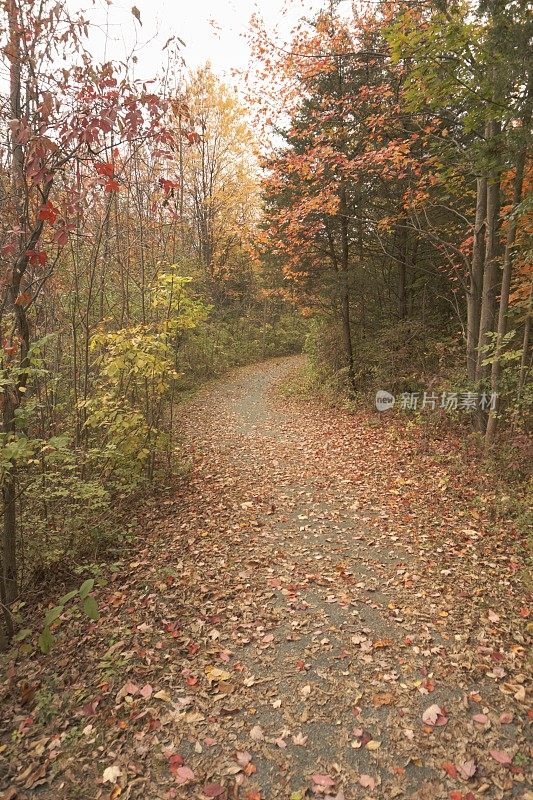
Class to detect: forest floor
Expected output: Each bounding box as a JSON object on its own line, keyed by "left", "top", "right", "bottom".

{"left": 1, "top": 356, "right": 531, "bottom": 800}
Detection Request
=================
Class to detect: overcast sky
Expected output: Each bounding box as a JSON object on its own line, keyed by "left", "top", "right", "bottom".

{"left": 67, "top": 0, "right": 331, "bottom": 90}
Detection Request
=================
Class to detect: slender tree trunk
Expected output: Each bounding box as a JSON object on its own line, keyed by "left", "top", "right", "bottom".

{"left": 518, "top": 279, "right": 532, "bottom": 398}
{"left": 485, "top": 142, "right": 528, "bottom": 445}
{"left": 2, "top": 0, "right": 24, "bottom": 616}
{"left": 2, "top": 394, "right": 18, "bottom": 606}
{"left": 339, "top": 185, "right": 356, "bottom": 392}
{"left": 467, "top": 177, "right": 487, "bottom": 381}
{"left": 476, "top": 119, "right": 502, "bottom": 384}
{"left": 397, "top": 224, "right": 408, "bottom": 320}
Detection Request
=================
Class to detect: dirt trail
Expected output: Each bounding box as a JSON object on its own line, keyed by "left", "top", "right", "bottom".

{"left": 1, "top": 357, "right": 530, "bottom": 800}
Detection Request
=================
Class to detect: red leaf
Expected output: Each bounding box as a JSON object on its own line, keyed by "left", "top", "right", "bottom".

{"left": 442, "top": 762, "right": 458, "bottom": 778}
{"left": 203, "top": 784, "right": 225, "bottom": 798}
{"left": 174, "top": 765, "right": 195, "bottom": 784}
{"left": 26, "top": 250, "right": 47, "bottom": 267}
{"left": 95, "top": 162, "right": 114, "bottom": 177}
{"left": 104, "top": 179, "right": 120, "bottom": 192}
{"left": 312, "top": 774, "right": 335, "bottom": 787}
{"left": 38, "top": 201, "right": 58, "bottom": 224}
{"left": 490, "top": 750, "right": 512, "bottom": 765}
{"left": 54, "top": 228, "right": 69, "bottom": 248}
{"left": 168, "top": 754, "right": 184, "bottom": 774}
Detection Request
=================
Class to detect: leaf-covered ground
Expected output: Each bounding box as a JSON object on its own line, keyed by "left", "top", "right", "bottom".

{"left": 1, "top": 357, "right": 531, "bottom": 800}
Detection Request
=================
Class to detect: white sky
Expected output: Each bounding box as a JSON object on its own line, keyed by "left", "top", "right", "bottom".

{"left": 67, "top": 0, "right": 331, "bottom": 90}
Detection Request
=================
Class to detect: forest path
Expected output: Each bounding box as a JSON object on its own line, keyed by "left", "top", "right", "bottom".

{"left": 2, "top": 357, "right": 530, "bottom": 800}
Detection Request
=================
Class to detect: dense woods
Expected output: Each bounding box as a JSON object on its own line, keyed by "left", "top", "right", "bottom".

{"left": 252, "top": 1, "right": 531, "bottom": 442}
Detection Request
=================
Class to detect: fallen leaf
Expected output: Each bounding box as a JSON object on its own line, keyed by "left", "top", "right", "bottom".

{"left": 236, "top": 751, "right": 252, "bottom": 767}
{"left": 422, "top": 703, "right": 448, "bottom": 726}
{"left": 489, "top": 750, "right": 512, "bottom": 765}
{"left": 102, "top": 766, "right": 122, "bottom": 785}
{"left": 203, "top": 784, "right": 225, "bottom": 798}
{"left": 205, "top": 666, "right": 231, "bottom": 684}
{"left": 292, "top": 732, "right": 307, "bottom": 746}
{"left": 457, "top": 760, "right": 476, "bottom": 780}
{"left": 366, "top": 740, "right": 381, "bottom": 750}
{"left": 312, "top": 774, "right": 335, "bottom": 787}
{"left": 442, "top": 762, "right": 458, "bottom": 779}
{"left": 175, "top": 765, "right": 195, "bottom": 784}
{"left": 250, "top": 725, "right": 264, "bottom": 741}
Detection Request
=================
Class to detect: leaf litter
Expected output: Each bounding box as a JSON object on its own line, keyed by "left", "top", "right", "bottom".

{"left": 0, "top": 358, "right": 530, "bottom": 799}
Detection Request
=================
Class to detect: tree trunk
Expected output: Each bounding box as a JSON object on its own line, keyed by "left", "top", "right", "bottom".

{"left": 2, "top": 394, "right": 18, "bottom": 606}
{"left": 1, "top": 0, "right": 24, "bottom": 627}
{"left": 476, "top": 119, "right": 502, "bottom": 384}
{"left": 485, "top": 141, "right": 528, "bottom": 445}
{"left": 518, "top": 280, "right": 532, "bottom": 399}
{"left": 398, "top": 224, "right": 408, "bottom": 320}
{"left": 339, "top": 185, "right": 356, "bottom": 392}
{"left": 466, "top": 177, "right": 487, "bottom": 381}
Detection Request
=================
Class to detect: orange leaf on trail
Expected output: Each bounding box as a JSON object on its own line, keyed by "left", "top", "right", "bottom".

{"left": 442, "top": 762, "right": 458, "bottom": 778}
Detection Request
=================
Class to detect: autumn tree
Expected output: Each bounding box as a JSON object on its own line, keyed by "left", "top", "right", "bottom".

{"left": 179, "top": 65, "right": 260, "bottom": 302}
{"left": 388, "top": 0, "right": 532, "bottom": 439}
{"left": 0, "top": 0, "right": 170, "bottom": 637}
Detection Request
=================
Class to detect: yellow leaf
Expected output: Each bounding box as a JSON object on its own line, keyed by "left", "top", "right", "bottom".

{"left": 153, "top": 689, "right": 172, "bottom": 702}
{"left": 205, "top": 666, "right": 231, "bottom": 684}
